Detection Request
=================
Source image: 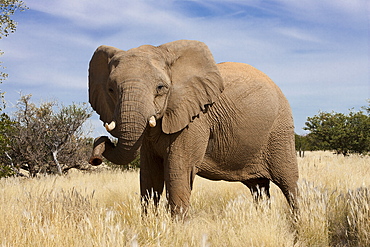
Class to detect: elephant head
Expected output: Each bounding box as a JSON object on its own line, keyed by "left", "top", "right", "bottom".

{"left": 89, "top": 40, "right": 224, "bottom": 165}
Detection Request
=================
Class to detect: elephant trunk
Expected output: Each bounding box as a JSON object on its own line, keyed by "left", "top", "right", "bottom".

{"left": 89, "top": 136, "right": 107, "bottom": 166}
{"left": 91, "top": 87, "right": 155, "bottom": 166}
{"left": 89, "top": 136, "right": 143, "bottom": 166}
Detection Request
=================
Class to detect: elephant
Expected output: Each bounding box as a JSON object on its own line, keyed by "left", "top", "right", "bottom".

{"left": 88, "top": 40, "right": 298, "bottom": 216}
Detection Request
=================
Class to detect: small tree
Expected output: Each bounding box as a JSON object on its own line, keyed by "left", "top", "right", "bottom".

{"left": 0, "top": 1, "right": 28, "bottom": 178}
{"left": 295, "top": 134, "right": 309, "bottom": 157}
{"left": 361, "top": 99, "right": 370, "bottom": 114}
{"left": 345, "top": 110, "right": 370, "bottom": 154}
{"left": 5, "top": 94, "right": 93, "bottom": 176}
{"left": 0, "top": 112, "right": 16, "bottom": 177}
{"left": 1, "top": 0, "right": 28, "bottom": 84}
{"left": 304, "top": 104, "right": 370, "bottom": 155}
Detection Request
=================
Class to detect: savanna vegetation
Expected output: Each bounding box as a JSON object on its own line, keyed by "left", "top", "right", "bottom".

{"left": 0, "top": 151, "right": 369, "bottom": 246}
{"left": 0, "top": 94, "right": 93, "bottom": 177}
{"left": 0, "top": 3, "right": 369, "bottom": 246}
{"left": 296, "top": 101, "right": 370, "bottom": 157}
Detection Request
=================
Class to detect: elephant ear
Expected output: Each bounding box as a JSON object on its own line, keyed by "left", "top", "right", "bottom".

{"left": 89, "top": 45, "right": 122, "bottom": 123}
{"left": 160, "top": 40, "right": 224, "bottom": 134}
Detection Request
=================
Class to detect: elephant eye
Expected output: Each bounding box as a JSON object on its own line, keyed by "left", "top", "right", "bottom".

{"left": 156, "top": 84, "right": 167, "bottom": 94}
{"left": 108, "top": 88, "right": 114, "bottom": 93}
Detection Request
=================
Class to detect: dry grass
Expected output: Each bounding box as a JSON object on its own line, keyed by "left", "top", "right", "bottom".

{"left": 0, "top": 151, "right": 369, "bottom": 246}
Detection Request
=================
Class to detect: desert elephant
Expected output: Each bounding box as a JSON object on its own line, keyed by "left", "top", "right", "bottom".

{"left": 88, "top": 40, "right": 298, "bottom": 216}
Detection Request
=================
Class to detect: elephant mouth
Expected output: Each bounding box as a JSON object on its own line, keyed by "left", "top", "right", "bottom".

{"left": 102, "top": 86, "right": 158, "bottom": 147}
{"left": 104, "top": 115, "right": 157, "bottom": 133}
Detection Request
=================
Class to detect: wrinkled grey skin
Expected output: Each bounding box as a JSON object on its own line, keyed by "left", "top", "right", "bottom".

{"left": 89, "top": 40, "right": 298, "bottom": 216}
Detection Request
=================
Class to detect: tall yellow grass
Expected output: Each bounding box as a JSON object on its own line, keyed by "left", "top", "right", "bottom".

{"left": 1, "top": 151, "right": 369, "bottom": 246}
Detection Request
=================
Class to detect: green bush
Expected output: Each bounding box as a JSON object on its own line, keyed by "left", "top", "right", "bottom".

{"left": 304, "top": 103, "right": 370, "bottom": 155}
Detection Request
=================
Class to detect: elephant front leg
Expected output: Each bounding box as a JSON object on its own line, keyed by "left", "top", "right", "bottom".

{"left": 164, "top": 129, "right": 208, "bottom": 217}
{"left": 140, "top": 143, "right": 165, "bottom": 214}
{"left": 165, "top": 165, "right": 196, "bottom": 217}
{"left": 140, "top": 163, "right": 164, "bottom": 210}
{"left": 160, "top": 121, "right": 209, "bottom": 218}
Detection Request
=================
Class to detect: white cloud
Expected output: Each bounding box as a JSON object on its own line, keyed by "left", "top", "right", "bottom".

{"left": 276, "top": 0, "right": 368, "bottom": 23}
{"left": 275, "top": 27, "right": 325, "bottom": 44}
{"left": 28, "top": 1, "right": 184, "bottom": 29}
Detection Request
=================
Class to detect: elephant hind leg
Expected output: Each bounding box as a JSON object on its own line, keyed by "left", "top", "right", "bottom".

{"left": 242, "top": 178, "right": 271, "bottom": 202}
{"left": 274, "top": 180, "right": 298, "bottom": 213}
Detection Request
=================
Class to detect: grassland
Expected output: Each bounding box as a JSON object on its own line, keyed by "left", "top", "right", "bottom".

{"left": 1, "top": 151, "right": 369, "bottom": 246}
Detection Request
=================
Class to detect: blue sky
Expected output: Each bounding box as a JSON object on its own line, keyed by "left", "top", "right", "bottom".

{"left": 1, "top": 0, "right": 369, "bottom": 136}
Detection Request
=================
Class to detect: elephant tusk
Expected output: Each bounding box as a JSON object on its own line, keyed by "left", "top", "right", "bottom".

{"left": 105, "top": 121, "right": 116, "bottom": 131}
{"left": 149, "top": 116, "right": 156, "bottom": 127}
